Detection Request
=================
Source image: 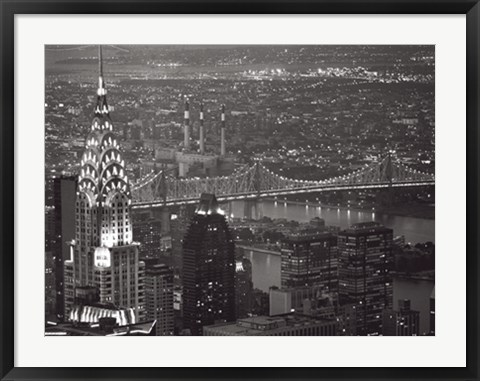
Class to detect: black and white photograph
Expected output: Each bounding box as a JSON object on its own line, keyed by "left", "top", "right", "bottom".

{"left": 44, "top": 44, "right": 435, "bottom": 337}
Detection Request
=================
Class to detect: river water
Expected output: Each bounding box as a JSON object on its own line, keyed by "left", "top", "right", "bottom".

{"left": 231, "top": 200, "right": 435, "bottom": 244}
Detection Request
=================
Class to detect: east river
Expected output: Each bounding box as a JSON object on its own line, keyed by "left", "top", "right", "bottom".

{"left": 231, "top": 200, "right": 435, "bottom": 245}
{"left": 232, "top": 200, "right": 435, "bottom": 335}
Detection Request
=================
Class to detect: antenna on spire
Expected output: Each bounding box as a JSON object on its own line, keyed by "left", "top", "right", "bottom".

{"left": 95, "top": 44, "right": 108, "bottom": 115}
{"left": 97, "top": 45, "right": 106, "bottom": 96}
{"left": 99, "top": 45, "right": 103, "bottom": 79}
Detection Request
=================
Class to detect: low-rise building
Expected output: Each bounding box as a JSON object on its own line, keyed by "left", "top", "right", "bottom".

{"left": 203, "top": 314, "right": 336, "bottom": 336}
{"left": 382, "top": 299, "right": 420, "bottom": 336}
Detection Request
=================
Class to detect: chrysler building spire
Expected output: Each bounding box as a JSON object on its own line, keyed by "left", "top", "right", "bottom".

{"left": 77, "top": 45, "right": 132, "bottom": 248}
{"left": 98, "top": 45, "right": 104, "bottom": 92}
{"left": 95, "top": 45, "right": 108, "bottom": 115}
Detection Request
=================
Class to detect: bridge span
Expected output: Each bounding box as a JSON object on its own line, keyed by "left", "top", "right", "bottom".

{"left": 131, "top": 153, "right": 434, "bottom": 209}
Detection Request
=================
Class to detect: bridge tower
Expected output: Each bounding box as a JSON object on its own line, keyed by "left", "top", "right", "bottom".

{"left": 243, "top": 199, "right": 264, "bottom": 220}
{"left": 385, "top": 151, "right": 393, "bottom": 188}
{"left": 243, "top": 162, "right": 263, "bottom": 220}
{"left": 378, "top": 151, "right": 394, "bottom": 206}
{"left": 159, "top": 168, "right": 170, "bottom": 235}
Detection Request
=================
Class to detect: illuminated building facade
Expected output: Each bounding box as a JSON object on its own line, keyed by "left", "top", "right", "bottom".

{"left": 280, "top": 233, "right": 338, "bottom": 294}
{"left": 69, "top": 304, "right": 136, "bottom": 326}
{"left": 235, "top": 257, "right": 254, "bottom": 318}
{"left": 64, "top": 46, "right": 145, "bottom": 323}
{"left": 133, "top": 216, "right": 163, "bottom": 260}
{"left": 182, "top": 193, "right": 236, "bottom": 335}
{"left": 145, "top": 263, "right": 174, "bottom": 336}
{"left": 46, "top": 320, "right": 156, "bottom": 336}
{"left": 338, "top": 222, "right": 393, "bottom": 335}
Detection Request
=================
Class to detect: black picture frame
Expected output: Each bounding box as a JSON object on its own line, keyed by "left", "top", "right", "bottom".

{"left": 1, "top": 1, "right": 479, "bottom": 380}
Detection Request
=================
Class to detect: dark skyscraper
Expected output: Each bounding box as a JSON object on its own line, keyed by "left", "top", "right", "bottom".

{"left": 182, "top": 193, "right": 235, "bottom": 335}
{"left": 52, "top": 175, "right": 76, "bottom": 321}
{"left": 338, "top": 222, "right": 393, "bottom": 335}
{"left": 235, "top": 257, "right": 254, "bottom": 319}
{"left": 281, "top": 233, "right": 338, "bottom": 293}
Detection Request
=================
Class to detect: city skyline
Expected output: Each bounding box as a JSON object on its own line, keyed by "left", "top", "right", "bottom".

{"left": 45, "top": 44, "right": 434, "bottom": 336}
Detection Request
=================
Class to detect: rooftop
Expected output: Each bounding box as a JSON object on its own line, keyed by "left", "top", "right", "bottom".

{"left": 341, "top": 221, "right": 392, "bottom": 235}
{"left": 283, "top": 231, "right": 334, "bottom": 243}
{"left": 45, "top": 320, "right": 156, "bottom": 336}
{"left": 204, "top": 313, "right": 333, "bottom": 335}
{"left": 195, "top": 193, "right": 225, "bottom": 216}
{"left": 145, "top": 263, "right": 173, "bottom": 276}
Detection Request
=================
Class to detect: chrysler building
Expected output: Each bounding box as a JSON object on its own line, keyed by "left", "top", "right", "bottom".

{"left": 64, "top": 46, "right": 145, "bottom": 322}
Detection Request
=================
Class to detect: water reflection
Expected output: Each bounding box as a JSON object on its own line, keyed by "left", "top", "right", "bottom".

{"left": 232, "top": 200, "right": 434, "bottom": 244}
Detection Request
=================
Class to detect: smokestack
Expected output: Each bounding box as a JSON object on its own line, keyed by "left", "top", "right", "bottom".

{"left": 199, "top": 102, "right": 205, "bottom": 154}
{"left": 220, "top": 104, "right": 226, "bottom": 156}
{"left": 184, "top": 98, "right": 190, "bottom": 149}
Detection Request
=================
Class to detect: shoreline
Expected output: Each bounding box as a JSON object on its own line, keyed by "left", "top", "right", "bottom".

{"left": 264, "top": 197, "right": 435, "bottom": 221}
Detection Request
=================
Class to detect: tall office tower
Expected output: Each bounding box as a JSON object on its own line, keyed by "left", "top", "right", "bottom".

{"left": 133, "top": 216, "right": 163, "bottom": 260}
{"left": 52, "top": 175, "right": 76, "bottom": 321}
{"left": 145, "top": 263, "right": 174, "bottom": 336}
{"left": 64, "top": 46, "right": 145, "bottom": 323}
{"left": 280, "top": 233, "right": 338, "bottom": 294}
{"left": 338, "top": 222, "right": 393, "bottom": 335}
{"left": 182, "top": 194, "right": 236, "bottom": 335}
{"left": 382, "top": 299, "right": 420, "bottom": 336}
{"left": 235, "top": 257, "right": 254, "bottom": 318}
{"left": 170, "top": 204, "right": 196, "bottom": 271}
